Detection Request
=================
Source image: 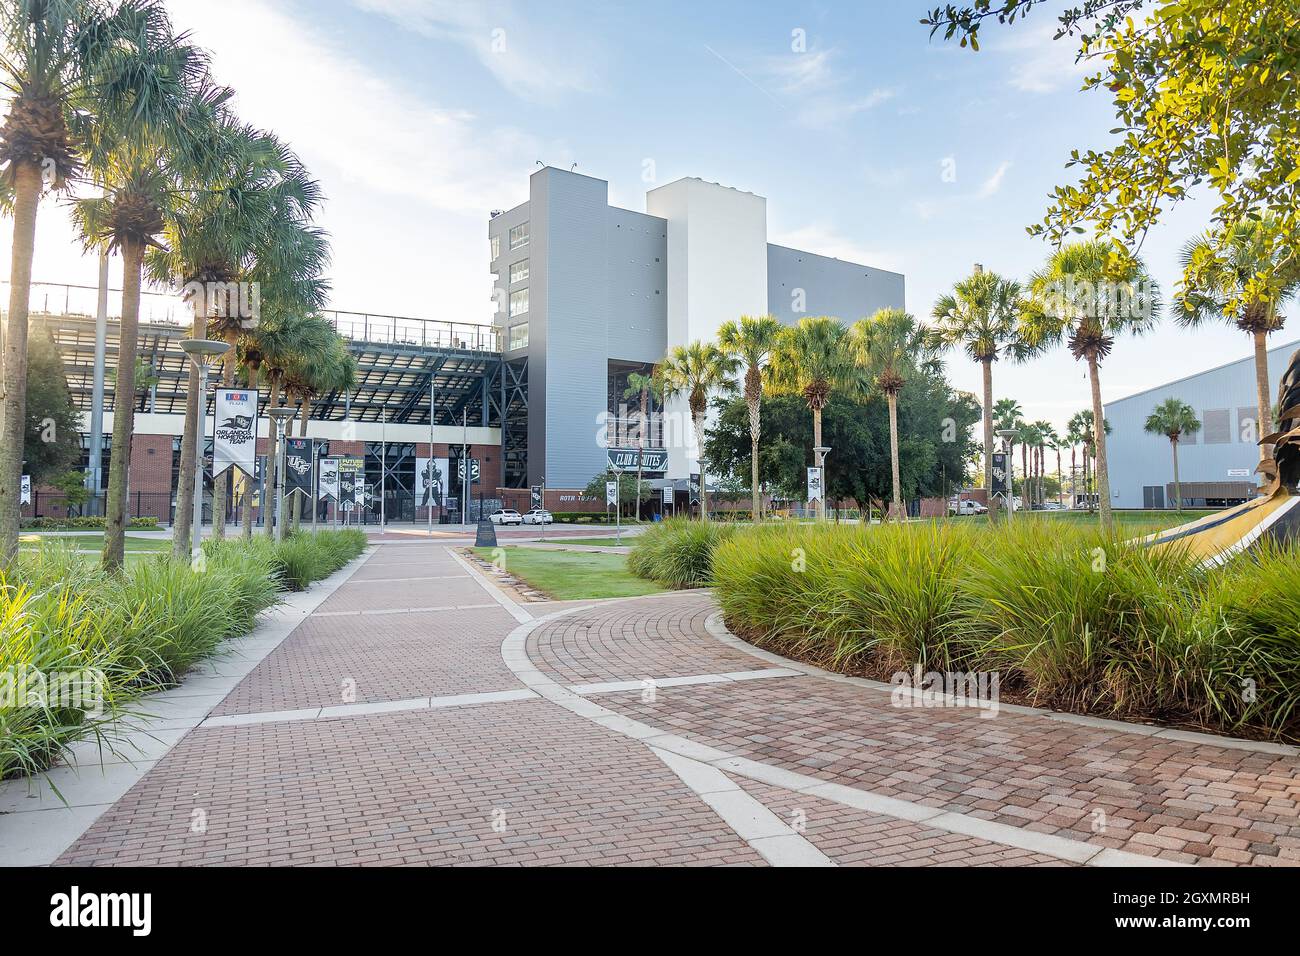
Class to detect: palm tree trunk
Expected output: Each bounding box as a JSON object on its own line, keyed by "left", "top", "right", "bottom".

{"left": 1171, "top": 438, "right": 1182, "bottom": 511}
{"left": 1020, "top": 443, "right": 1027, "bottom": 509}
{"left": 172, "top": 307, "right": 206, "bottom": 560}
{"left": 1071, "top": 447, "right": 1077, "bottom": 507}
{"left": 0, "top": 161, "right": 42, "bottom": 565}
{"left": 1056, "top": 448, "right": 1062, "bottom": 506}
{"left": 209, "top": 345, "right": 238, "bottom": 541}
{"left": 637, "top": 389, "right": 648, "bottom": 520}
{"left": 981, "top": 358, "right": 997, "bottom": 522}
{"left": 102, "top": 239, "right": 144, "bottom": 571}
{"left": 1087, "top": 352, "right": 1113, "bottom": 531}
{"left": 1253, "top": 328, "right": 1273, "bottom": 479}
{"left": 693, "top": 411, "right": 709, "bottom": 522}
{"left": 262, "top": 378, "right": 281, "bottom": 538}
{"left": 239, "top": 367, "right": 259, "bottom": 540}
{"left": 747, "top": 396, "right": 761, "bottom": 522}
{"left": 812, "top": 405, "right": 824, "bottom": 520}
{"left": 887, "top": 390, "right": 902, "bottom": 520}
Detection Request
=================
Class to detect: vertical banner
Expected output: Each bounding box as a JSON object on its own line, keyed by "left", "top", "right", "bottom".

{"left": 212, "top": 388, "right": 258, "bottom": 479}
{"left": 338, "top": 466, "right": 357, "bottom": 511}
{"left": 605, "top": 480, "right": 619, "bottom": 506}
{"left": 806, "top": 466, "right": 824, "bottom": 503}
{"left": 661, "top": 484, "right": 673, "bottom": 506}
{"left": 991, "top": 452, "right": 1010, "bottom": 496}
{"left": 415, "top": 457, "right": 448, "bottom": 509}
{"left": 689, "top": 473, "right": 701, "bottom": 505}
{"left": 318, "top": 457, "right": 340, "bottom": 501}
{"left": 530, "top": 485, "right": 542, "bottom": 508}
{"left": 20, "top": 474, "right": 31, "bottom": 505}
{"left": 351, "top": 470, "right": 365, "bottom": 509}
{"left": 284, "top": 438, "right": 314, "bottom": 498}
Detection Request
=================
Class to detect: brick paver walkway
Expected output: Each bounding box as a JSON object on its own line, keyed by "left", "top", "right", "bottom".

{"left": 52, "top": 544, "right": 1300, "bottom": 867}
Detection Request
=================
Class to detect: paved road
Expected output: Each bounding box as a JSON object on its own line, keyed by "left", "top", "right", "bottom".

{"left": 30, "top": 541, "right": 1300, "bottom": 867}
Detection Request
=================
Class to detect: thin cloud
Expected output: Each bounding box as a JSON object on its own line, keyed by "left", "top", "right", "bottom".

{"left": 744, "top": 44, "right": 898, "bottom": 129}
{"left": 977, "top": 160, "right": 1013, "bottom": 199}
{"left": 353, "top": 0, "right": 603, "bottom": 103}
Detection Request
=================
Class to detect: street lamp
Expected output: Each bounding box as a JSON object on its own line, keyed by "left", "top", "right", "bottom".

{"left": 813, "top": 445, "right": 831, "bottom": 520}
{"left": 180, "top": 339, "right": 229, "bottom": 563}
{"left": 996, "top": 427, "right": 1018, "bottom": 523}
{"left": 267, "top": 405, "right": 297, "bottom": 543}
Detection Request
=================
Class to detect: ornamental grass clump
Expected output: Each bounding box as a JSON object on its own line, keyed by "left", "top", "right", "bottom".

{"left": 627, "top": 517, "right": 735, "bottom": 589}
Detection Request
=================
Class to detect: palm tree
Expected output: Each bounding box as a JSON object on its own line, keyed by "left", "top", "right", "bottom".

{"left": 147, "top": 123, "right": 325, "bottom": 557}
{"left": 1067, "top": 409, "right": 1110, "bottom": 510}
{"left": 718, "top": 315, "right": 782, "bottom": 521}
{"left": 850, "top": 308, "right": 942, "bottom": 519}
{"left": 1144, "top": 398, "right": 1201, "bottom": 511}
{"left": 0, "top": 0, "right": 197, "bottom": 563}
{"left": 70, "top": 44, "right": 219, "bottom": 570}
{"left": 1030, "top": 420, "right": 1056, "bottom": 507}
{"left": 659, "top": 341, "right": 737, "bottom": 521}
{"left": 932, "top": 267, "right": 1029, "bottom": 521}
{"left": 992, "top": 398, "right": 1024, "bottom": 501}
{"left": 620, "top": 365, "right": 663, "bottom": 519}
{"left": 767, "top": 316, "right": 855, "bottom": 518}
{"left": 286, "top": 335, "right": 355, "bottom": 529}
{"left": 1024, "top": 240, "right": 1160, "bottom": 531}
{"left": 257, "top": 313, "right": 338, "bottom": 537}
{"left": 1177, "top": 215, "right": 1300, "bottom": 468}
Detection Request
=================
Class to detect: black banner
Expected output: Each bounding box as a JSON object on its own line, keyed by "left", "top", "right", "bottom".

{"left": 992, "top": 452, "right": 1011, "bottom": 495}
{"left": 607, "top": 447, "right": 668, "bottom": 474}
{"left": 284, "top": 438, "right": 314, "bottom": 498}
{"left": 689, "top": 473, "right": 701, "bottom": 504}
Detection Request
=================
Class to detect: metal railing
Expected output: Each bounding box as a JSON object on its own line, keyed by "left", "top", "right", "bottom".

{"left": 2, "top": 281, "right": 501, "bottom": 352}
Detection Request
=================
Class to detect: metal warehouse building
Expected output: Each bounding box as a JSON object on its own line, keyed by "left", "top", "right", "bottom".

{"left": 1103, "top": 338, "right": 1300, "bottom": 509}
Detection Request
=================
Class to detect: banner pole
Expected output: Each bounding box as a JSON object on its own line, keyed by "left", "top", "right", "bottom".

{"left": 428, "top": 376, "right": 435, "bottom": 537}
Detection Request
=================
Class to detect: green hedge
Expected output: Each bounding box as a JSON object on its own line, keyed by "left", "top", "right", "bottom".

{"left": 20, "top": 516, "right": 159, "bottom": 530}
{"left": 0, "top": 529, "right": 367, "bottom": 781}
{"left": 655, "top": 520, "right": 1300, "bottom": 741}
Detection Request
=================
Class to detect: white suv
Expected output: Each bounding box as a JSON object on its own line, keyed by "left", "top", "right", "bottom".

{"left": 489, "top": 509, "right": 523, "bottom": 525}
{"left": 948, "top": 498, "right": 988, "bottom": 516}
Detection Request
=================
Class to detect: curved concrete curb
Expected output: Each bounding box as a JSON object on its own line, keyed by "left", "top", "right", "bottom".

{"left": 499, "top": 607, "right": 832, "bottom": 867}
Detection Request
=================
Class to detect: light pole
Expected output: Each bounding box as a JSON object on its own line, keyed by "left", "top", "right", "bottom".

{"left": 997, "top": 427, "right": 1018, "bottom": 524}
{"left": 268, "top": 405, "right": 297, "bottom": 543}
{"left": 813, "top": 445, "right": 830, "bottom": 521}
{"left": 180, "top": 339, "right": 229, "bottom": 563}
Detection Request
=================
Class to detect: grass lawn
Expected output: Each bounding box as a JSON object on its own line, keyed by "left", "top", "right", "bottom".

{"left": 1023, "top": 509, "right": 1213, "bottom": 532}
{"left": 541, "top": 536, "right": 635, "bottom": 547}
{"left": 18, "top": 532, "right": 171, "bottom": 552}
{"left": 476, "top": 546, "right": 662, "bottom": 601}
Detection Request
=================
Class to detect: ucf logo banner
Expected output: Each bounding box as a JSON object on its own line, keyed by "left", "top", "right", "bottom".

{"left": 213, "top": 388, "right": 259, "bottom": 479}
{"left": 284, "top": 438, "right": 314, "bottom": 498}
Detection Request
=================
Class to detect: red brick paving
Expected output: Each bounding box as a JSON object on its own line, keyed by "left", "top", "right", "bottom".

{"left": 543, "top": 593, "right": 1300, "bottom": 867}
{"left": 58, "top": 701, "right": 765, "bottom": 867}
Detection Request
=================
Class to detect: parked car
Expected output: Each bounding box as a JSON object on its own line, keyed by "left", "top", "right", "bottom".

{"left": 522, "top": 508, "right": 553, "bottom": 524}
{"left": 1041, "top": 501, "right": 1064, "bottom": 511}
{"left": 948, "top": 498, "right": 988, "bottom": 516}
{"left": 489, "top": 509, "right": 523, "bottom": 526}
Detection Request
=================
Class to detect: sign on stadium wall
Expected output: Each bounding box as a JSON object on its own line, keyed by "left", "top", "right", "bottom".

{"left": 606, "top": 448, "right": 668, "bottom": 473}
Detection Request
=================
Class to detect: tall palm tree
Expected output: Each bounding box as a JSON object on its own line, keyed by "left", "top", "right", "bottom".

{"left": 932, "top": 267, "right": 1029, "bottom": 521}
{"left": 257, "top": 313, "right": 338, "bottom": 537}
{"left": 1017, "top": 420, "right": 1041, "bottom": 507}
{"left": 1030, "top": 420, "right": 1056, "bottom": 507}
{"left": 1024, "top": 240, "right": 1160, "bottom": 531}
{"left": 767, "top": 316, "right": 855, "bottom": 519}
{"left": 620, "top": 365, "right": 662, "bottom": 519}
{"left": 1177, "top": 215, "right": 1300, "bottom": 469}
{"left": 0, "top": 0, "right": 196, "bottom": 563}
{"left": 147, "top": 123, "right": 324, "bottom": 557}
{"left": 1067, "top": 409, "right": 1110, "bottom": 510}
{"left": 1144, "top": 398, "right": 1201, "bottom": 511}
{"left": 659, "top": 341, "right": 737, "bottom": 522}
{"left": 850, "top": 308, "right": 942, "bottom": 519}
{"left": 286, "top": 335, "right": 355, "bottom": 529}
{"left": 71, "top": 45, "right": 220, "bottom": 570}
{"left": 718, "top": 315, "right": 782, "bottom": 521}
{"left": 992, "top": 398, "right": 1024, "bottom": 501}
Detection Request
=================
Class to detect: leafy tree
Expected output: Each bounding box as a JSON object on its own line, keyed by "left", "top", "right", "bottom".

{"left": 704, "top": 379, "right": 979, "bottom": 512}
{"left": 620, "top": 365, "right": 664, "bottom": 515}
{"left": 1177, "top": 215, "right": 1300, "bottom": 468}
{"left": 1023, "top": 240, "right": 1160, "bottom": 530}
{"left": 718, "top": 315, "right": 782, "bottom": 519}
{"left": 924, "top": 1, "right": 1300, "bottom": 295}
{"left": 1144, "top": 398, "right": 1201, "bottom": 510}
{"left": 582, "top": 470, "right": 643, "bottom": 514}
{"left": 659, "top": 341, "right": 737, "bottom": 521}
{"left": 766, "top": 316, "right": 858, "bottom": 518}
{"left": 23, "top": 322, "right": 81, "bottom": 485}
{"left": 932, "top": 266, "right": 1030, "bottom": 520}
{"left": 850, "top": 308, "right": 943, "bottom": 519}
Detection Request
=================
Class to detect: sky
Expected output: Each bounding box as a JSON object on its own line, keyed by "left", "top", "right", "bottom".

{"left": 2, "top": 0, "right": 1284, "bottom": 437}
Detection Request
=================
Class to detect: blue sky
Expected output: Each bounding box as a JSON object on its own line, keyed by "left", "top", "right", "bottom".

{"left": 8, "top": 0, "right": 1282, "bottom": 436}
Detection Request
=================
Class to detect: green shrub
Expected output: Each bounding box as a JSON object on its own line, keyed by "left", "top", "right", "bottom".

{"left": 627, "top": 518, "right": 736, "bottom": 589}
{"left": 19, "top": 515, "right": 159, "bottom": 530}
